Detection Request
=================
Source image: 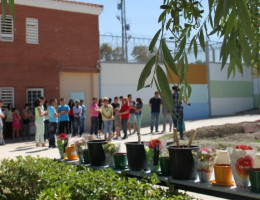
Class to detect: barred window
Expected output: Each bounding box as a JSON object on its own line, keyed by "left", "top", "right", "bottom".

{"left": 0, "top": 15, "right": 14, "bottom": 42}
{"left": 26, "top": 18, "right": 39, "bottom": 44}
{"left": 0, "top": 87, "right": 14, "bottom": 110}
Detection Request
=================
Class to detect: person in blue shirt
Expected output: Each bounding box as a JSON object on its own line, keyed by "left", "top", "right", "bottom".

{"left": 80, "top": 99, "right": 86, "bottom": 136}
{"left": 48, "top": 99, "right": 59, "bottom": 148}
{"left": 58, "top": 98, "right": 70, "bottom": 135}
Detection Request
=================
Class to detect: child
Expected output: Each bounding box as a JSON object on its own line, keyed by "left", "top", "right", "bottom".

{"left": 12, "top": 108, "right": 21, "bottom": 139}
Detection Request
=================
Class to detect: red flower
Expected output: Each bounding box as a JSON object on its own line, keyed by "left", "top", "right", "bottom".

{"left": 235, "top": 144, "right": 253, "bottom": 150}
{"left": 148, "top": 139, "right": 163, "bottom": 150}
{"left": 58, "top": 133, "right": 67, "bottom": 140}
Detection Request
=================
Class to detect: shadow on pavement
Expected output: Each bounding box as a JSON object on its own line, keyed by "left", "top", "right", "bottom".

{"left": 10, "top": 147, "right": 34, "bottom": 152}
{"left": 26, "top": 148, "right": 50, "bottom": 154}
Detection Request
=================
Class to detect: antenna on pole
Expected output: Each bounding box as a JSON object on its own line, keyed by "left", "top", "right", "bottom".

{"left": 117, "top": 0, "right": 130, "bottom": 62}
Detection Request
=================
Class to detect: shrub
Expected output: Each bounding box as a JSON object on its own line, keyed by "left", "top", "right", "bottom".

{"left": 0, "top": 156, "right": 192, "bottom": 200}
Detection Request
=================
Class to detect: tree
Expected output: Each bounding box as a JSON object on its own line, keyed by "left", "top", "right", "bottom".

{"left": 137, "top": 0, "right": 260, "bottom": 113}
{"left": 131, "top": 46, "right": 152, "bottom": 63}
{"left": 112, "top": 47, "right": 123, "bottom": 61}
{"left": 100, "top": 43, "right": 113, "bottom": 61}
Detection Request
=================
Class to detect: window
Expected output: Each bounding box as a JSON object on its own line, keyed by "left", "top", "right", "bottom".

{"left": 27, "top": 88, "right": 44, "bottom": 112}
{"left": 0, "top": 87, "right": 14, "bottom": 110}
{"left": 0, "top": 15, "right": 14, "bottom": 42}
{"left": 26, "top": 18, "right": 38, "bottom": 44}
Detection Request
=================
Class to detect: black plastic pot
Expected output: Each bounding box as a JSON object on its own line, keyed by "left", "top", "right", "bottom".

{"left": 159, "top": 157, "right": 171, "bottom": 176}
{"left": 125, "top": 142, "right": 148, "bottom": 171}
{"left": 87, "top": 140, "right": 107, "bottom": 166}
{"left": 114, "top": 153, "right": 128, "bottom": 170}
{"left": 168, "top": 145, "right": 200, "bottom": 180}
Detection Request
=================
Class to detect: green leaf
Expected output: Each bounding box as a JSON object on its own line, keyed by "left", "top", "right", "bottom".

{"left": 208, "top": 0, "right": 214, "bottom": 10}
{"left": 158, "top": 10, "right": 166, "bottom": 23}
{"left": 236, "top": 0, "right": 253, "bottom": 41}
{"left": 137, "top": 56, "right": 156, "bottom": 90}
{"left": 214, "top": 0, "right": 224, "bottom": 28}
{"left": 231, "top": 46, "right": 243, "bottom": 74}
{"left": 149, "top": 29, "right": 161, "bottom": 52}
{"left": 239, "top": 32, "right": 251, "bottom": 66}
{"left": 160, "top": 5, "right": 171, "bottom": 9}
{"left": 9, "top": 0, "right": 15, "bottom": 20}
{"left": 156, "top": 65, "right": 174, "bottom": 108}
{"left": 2, "top": 0, "right": 7, "bottom": 21}
{"left": 162, "top": 39, "right": 178, "bottom": 76}
{"left": 193, "top": 40, "right": 198, "bottom": 58}
{"left": 225, "top": 9, "right": 236, "bottom": 37}
{"left": 177, "top": 57, "right": 185, "bottom": 84}
{"left": 199, "top": 29, "right": 205, "bottom": 51}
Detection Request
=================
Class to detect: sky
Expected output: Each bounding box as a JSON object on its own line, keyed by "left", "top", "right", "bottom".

{"left": 83, "top": 0, "right": 163, "bottom": 38}
{"left": 78, "top": 0, "right": 220, "bottom": 42}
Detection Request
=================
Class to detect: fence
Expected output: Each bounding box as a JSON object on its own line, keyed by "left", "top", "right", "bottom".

{"left": 99, "top": 34, "right": 222, "bottom": 64}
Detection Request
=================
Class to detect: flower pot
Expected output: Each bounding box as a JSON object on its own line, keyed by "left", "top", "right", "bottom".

{"left": 196, "top": 161, "right": 214, "bottom": 183}
{"left": 58, "top": 146, "right": 65, "bottom": 159}
{"left": 249, "top": 168, "right": 260, "bottom": 192}
{"left": 125, "top": 142, "right": 148, "bottom": 171}
{"left": 105, "top": 153, "right": 114, "bottom": 168}
{"left": 87, "top": 140, "right": 107, "bottom": 166}
{"left": 65, "top": 144, "right": 78, "bottom": 160}
{"left": 168, "top": 145, "right": 200, "bottom": 180}
{"left": 160, "top": 157, "right": 171, "bottom": 176}
{"left": 228, "top": 147, "right": 256, "bottom": 188}
{"left": 83, "top": 149, "right": 90, "bottom": 164}
{"left": 145, "top": 148, "right": 160, "bottom": 173}
{"left": 114, "top": 153, "right": 128, "bottom": 170}
{"left": 213, "top": 164, "right": 233, "bottom": 185}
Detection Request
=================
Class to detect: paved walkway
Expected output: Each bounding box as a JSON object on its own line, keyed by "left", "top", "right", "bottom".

{"left": 1, "top": 114, "right": 260, "bottom": 200}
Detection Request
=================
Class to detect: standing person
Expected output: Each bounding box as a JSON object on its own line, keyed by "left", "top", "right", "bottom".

{"left": 22, "top": 104, "right": 32, "bottom": 140}
{"left": 117, "top": 97, "right": 130, "bottom": 139}
{"left": 111, "top": 97, "right": 121, "bottom": 139}
{"left": 73, "top": 100, "right": 82, "bottom": 136}
{"left": 161, "top": 100, "right": 173, "bottom": 133}
{"left": 12, "top": 108, "right": 21, "bottom": 139}
{"left": 172, "top": 86, "right": 190, "bottom": 140}
{"left": 98, "top": 99, "right": 103, "bottom": 138}
{"left": 68, "top": 99, "right": 75, "bottom": 133}
{"left": 0, "top": 100, "right": 5, "bottom": 145}
{"left": 3, "top": 103, "right": 13, "bottom": 139}
{"left": 127, "top": 94, "right": 138, "bottom": 135}
{"left": 135, "top": 98, "right": 143, "bottom": 134}
{"left": 80, "top": 99, "right": 86, "bottom": 136}
{"left": 58, "top": 98, "right": 70, "bottom": 134}
{"left": 119, "top": 96, "right": 123, "bottom": 105}
{"left": 43, "top": 100, "right": 50, "bottom": 142}
{"left": 34, "top": 99, "right": 47, "bottom": 147}
{"left": 48, "top": 99, "right": 59, "bottom": 148}
{"left": 100, "top": 97, "right": 113, "bottom": 140}
{"left": 90, "top": 97, "right": 100, "bottom": 136}
{"left": 149, "top": 91, "right": 162, "bottom": 133}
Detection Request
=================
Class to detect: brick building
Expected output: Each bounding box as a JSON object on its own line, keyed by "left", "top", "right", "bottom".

{"left": 0, "top": 0, "right": 103, "bottom": 129}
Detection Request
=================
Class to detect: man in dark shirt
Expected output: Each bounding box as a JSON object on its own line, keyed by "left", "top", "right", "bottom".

{"left": 149, "top": 91, "right": 161, "bottom": 133}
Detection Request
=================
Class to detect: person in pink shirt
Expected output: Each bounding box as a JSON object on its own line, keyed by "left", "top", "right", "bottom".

{"left": 12, "top": 108, "right": 21, "bottom": 139}
{"left": 90, "top": 97, "right": 100, "bottom": 136}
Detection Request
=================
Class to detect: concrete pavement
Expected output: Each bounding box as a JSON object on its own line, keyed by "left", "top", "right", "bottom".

{"left": 1, "top": 114, "right": 260, "bottom": 200}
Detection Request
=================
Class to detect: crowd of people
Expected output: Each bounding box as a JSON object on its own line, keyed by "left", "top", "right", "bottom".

{"left": 0, "top": 86, "right": 190, "bottom": 146}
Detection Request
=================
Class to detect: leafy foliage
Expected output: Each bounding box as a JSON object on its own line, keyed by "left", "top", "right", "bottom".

{"left": 131, "top": 45, "right": 154, "bottom": 63}
{"left": 0, "top": 156, "right": 192, "bottom": 200}
{"left": 137, "top": 0, "right": 259, "bottom": 110}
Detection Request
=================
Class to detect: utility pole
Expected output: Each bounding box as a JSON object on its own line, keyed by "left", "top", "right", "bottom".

{"left": 117, "top": 0, "right": 130, "bottom": 62}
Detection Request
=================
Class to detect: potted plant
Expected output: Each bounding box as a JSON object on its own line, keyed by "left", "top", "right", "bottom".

{"left": 87, "top": 138, "right": 107, "bottom": 167}
{"left": 168, "top": 129, "right": 200, "bottom": 180}
{"left": 103, "top": 142, "right": 118, "bottom": 167}
{"left": 249, "top": 154, "right": 260, "bottom": 193}
{"left": 125, "top": 132, "right": 148, "bottom": 171}
{"left": 159, "top": 144, "right": 171, "bottom": 176}
{"left": 74, "top": 138, "right": 87, "bottom": 164}
{"left": 114, "top": 152, "right": 128, "bottom": 170}
{"left": 145, "top": 139, "right": 162, "bottom": 173}
{"left": 228, "top": 144, "right": 256, "bottom": 188}
{"left": 57, "top": 133, "right": 69, "bottom": 160}
{"left": 192, "top": 147, "right": 217, "bottom": 183}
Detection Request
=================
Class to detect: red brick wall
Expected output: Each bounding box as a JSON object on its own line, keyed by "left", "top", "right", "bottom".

{"left": 0, "top": 4, "right": 100, "bottom": 110}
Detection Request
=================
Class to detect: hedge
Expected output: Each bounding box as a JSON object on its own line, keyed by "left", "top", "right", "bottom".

{"left": 0, "top": 156, "right": 192, "bottom": 200}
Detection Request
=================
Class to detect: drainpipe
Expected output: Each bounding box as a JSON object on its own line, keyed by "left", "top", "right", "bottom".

{"left": 206, "top": 41, "right": 212, "bottom": 117}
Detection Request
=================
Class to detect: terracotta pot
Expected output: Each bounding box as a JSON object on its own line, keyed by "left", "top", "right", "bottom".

{"left": 213, "top": 164, "right": 233, "bottom": 185}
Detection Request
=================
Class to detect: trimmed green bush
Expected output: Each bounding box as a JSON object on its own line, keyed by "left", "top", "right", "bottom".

{"left": 0, "top": 156, "right": 192, "bottom": 200}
